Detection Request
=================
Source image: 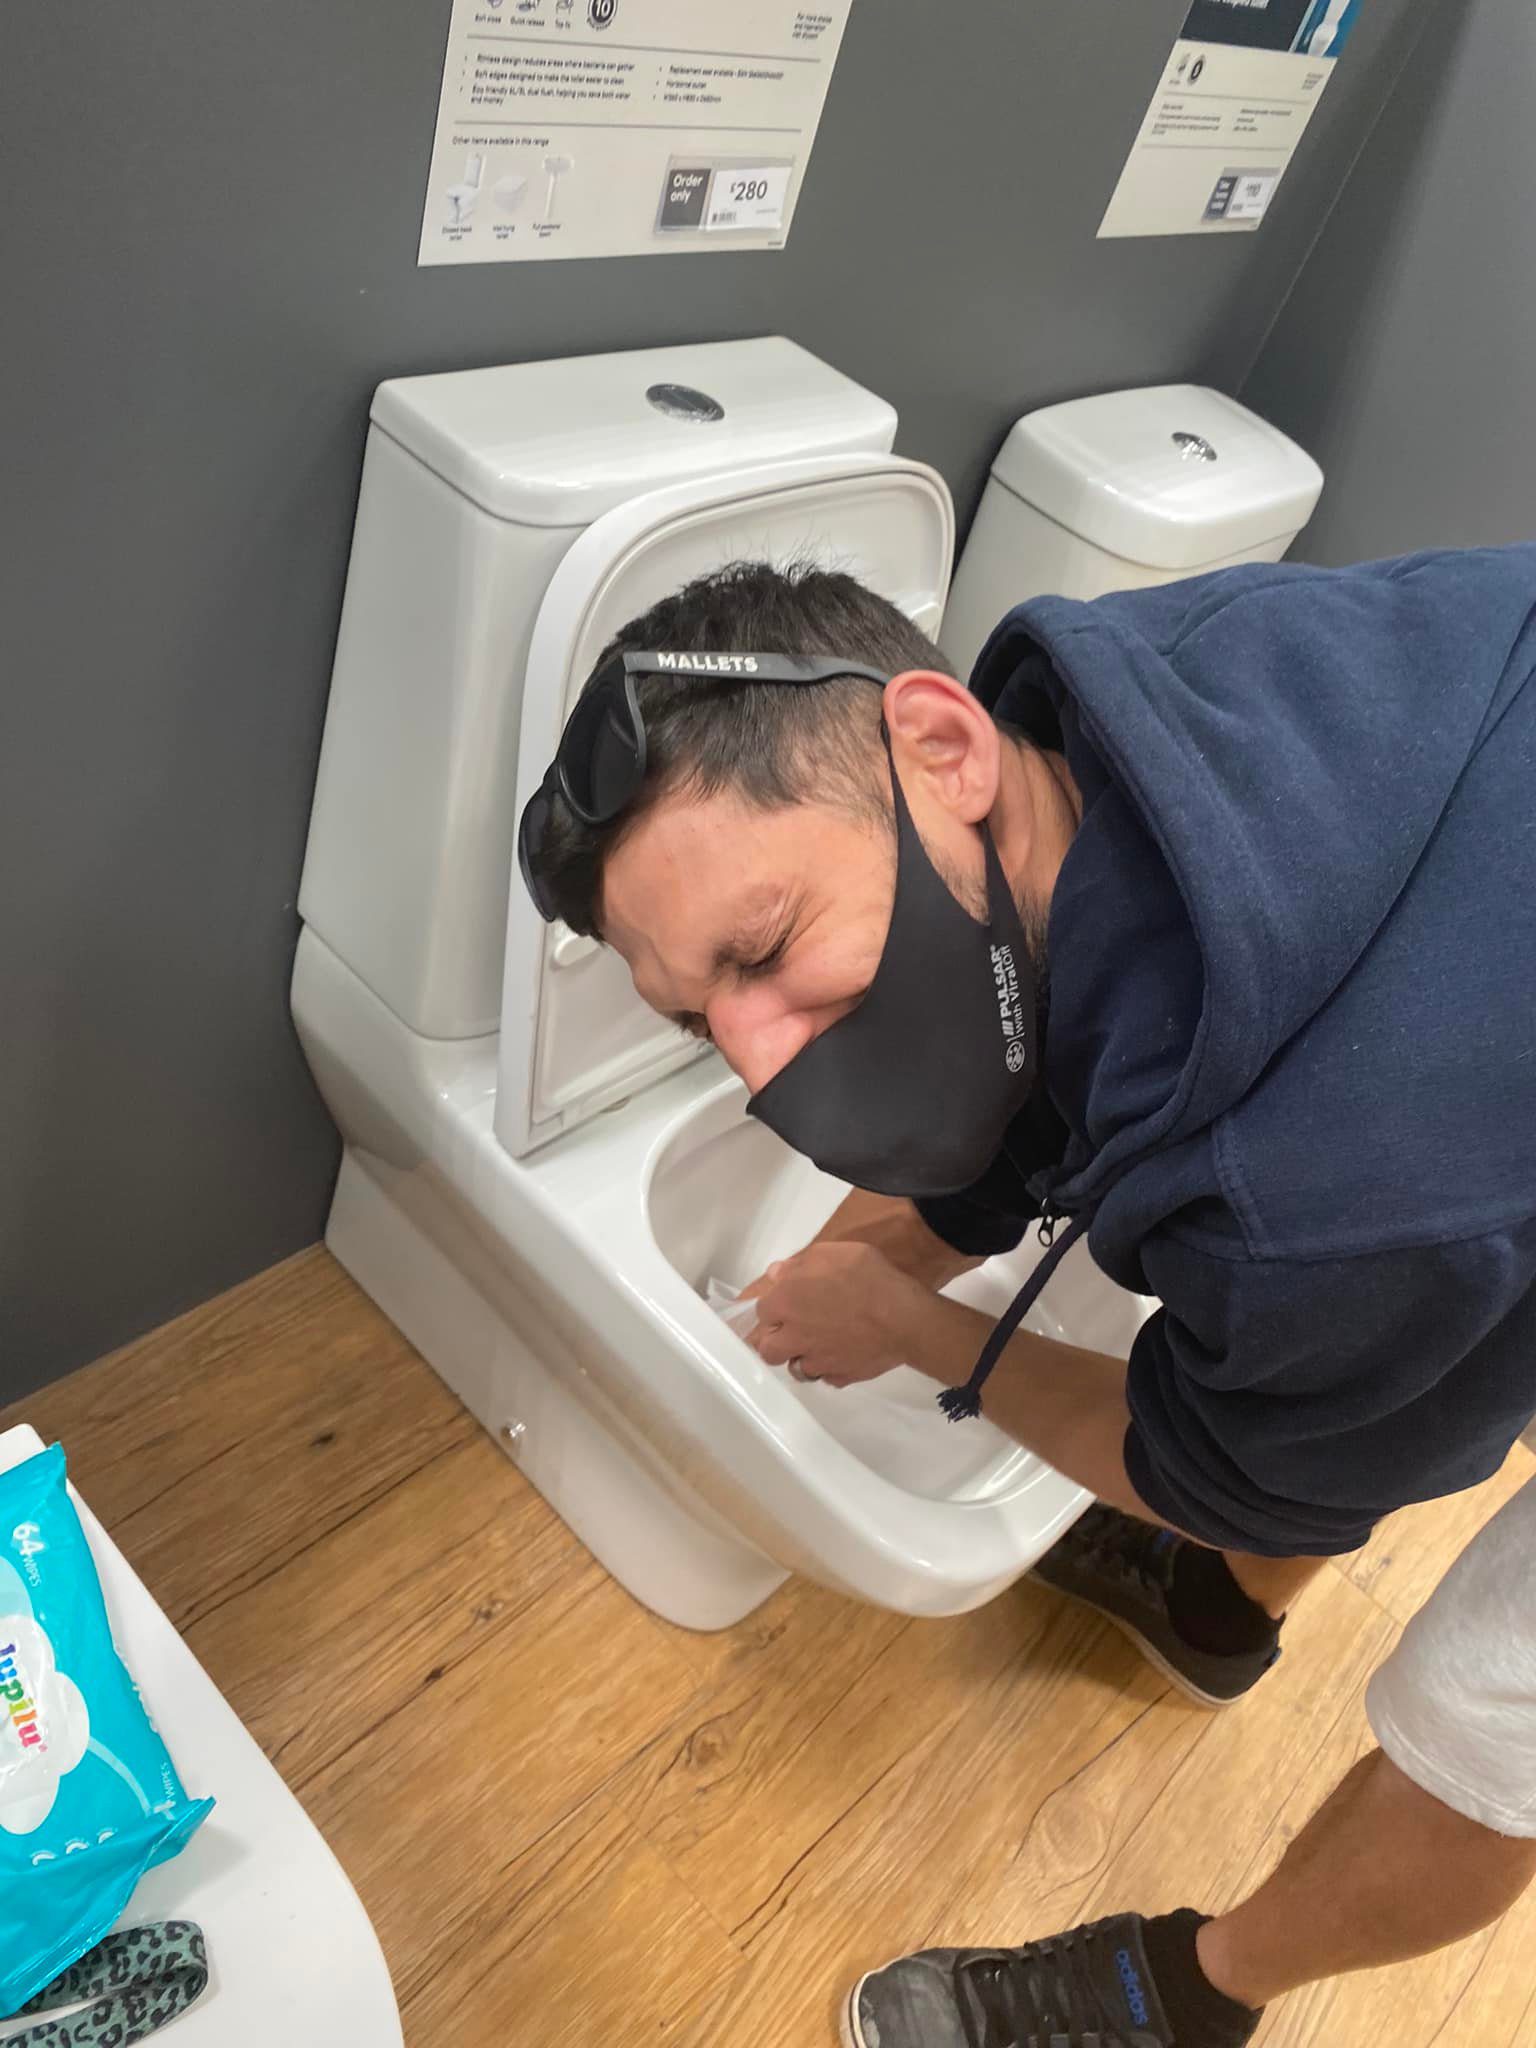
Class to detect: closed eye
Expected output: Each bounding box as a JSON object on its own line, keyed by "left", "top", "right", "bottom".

{"left": 737, "top": 934, "right": 789, "bottom": 980}
{"left": 669, "top": 926, "right": 792, "bottom": 1043}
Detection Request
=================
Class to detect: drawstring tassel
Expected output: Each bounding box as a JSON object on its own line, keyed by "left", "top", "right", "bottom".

{"left": 936, "top": 1383, "right": 987, "bottom": 1424}
{"left": 937, "top": 1212, "right": 1091, "bottom": 1422}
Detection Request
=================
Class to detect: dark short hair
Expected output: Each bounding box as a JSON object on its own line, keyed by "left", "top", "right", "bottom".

{"left": 531, "top": 560, "right": 950, "bottom": 936}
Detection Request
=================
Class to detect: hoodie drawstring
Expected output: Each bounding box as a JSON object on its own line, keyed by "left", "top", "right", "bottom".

{"left": 936, "top": 1209, "right": 1093, "bottom": 1423}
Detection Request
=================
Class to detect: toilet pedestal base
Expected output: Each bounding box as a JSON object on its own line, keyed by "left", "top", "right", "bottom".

{"left": 326, "top": 1148, "right": 790, "bottom": 1631}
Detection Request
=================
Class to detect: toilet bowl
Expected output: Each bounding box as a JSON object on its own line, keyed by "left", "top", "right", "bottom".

{"left": 295, "top": 933, "right": 1155, "bottom": 1628}
{"left": 293, "top": 339, "right": 1185, "bottom": 1629}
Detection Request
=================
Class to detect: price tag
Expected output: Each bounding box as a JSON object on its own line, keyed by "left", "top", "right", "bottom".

{"left": 704, "top": 163, "right": 792, "bottom": 233}
{"left": 1223, "top": 169, "right": 1281, "bottom": 222}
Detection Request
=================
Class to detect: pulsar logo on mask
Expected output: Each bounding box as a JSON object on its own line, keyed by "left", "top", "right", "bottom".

{"left": 654, "top": 652, "right": 760, "bottom": 674}
{"left": 990, "top": 941, "right": 1028, "bottom": 1072}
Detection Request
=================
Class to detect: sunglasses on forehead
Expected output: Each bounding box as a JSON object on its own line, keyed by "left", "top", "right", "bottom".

{"left": 517, "top": 648, "right": 892, "bottom": 923}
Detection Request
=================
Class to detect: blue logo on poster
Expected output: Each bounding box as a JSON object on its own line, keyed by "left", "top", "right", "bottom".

{"left": 589, "top": 0, "right": 617, "bottom": 26}
{"left": 1178, "top": 0, "right": 1360, "bottom": 56}
{"left": 1294, "top": 0, "right": 1361, "bottom": 57}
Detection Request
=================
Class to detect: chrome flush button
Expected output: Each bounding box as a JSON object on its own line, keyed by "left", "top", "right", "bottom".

{"left": 1172, "top": 430, "right": 1218, "bottom": 462}
{"left": 646, "top": 382, "right": 726, "bottom": 423}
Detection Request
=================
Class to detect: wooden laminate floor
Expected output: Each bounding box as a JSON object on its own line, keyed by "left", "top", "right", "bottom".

{"left": 7, "top": 1248, "right": 1533, "bottom": 2046}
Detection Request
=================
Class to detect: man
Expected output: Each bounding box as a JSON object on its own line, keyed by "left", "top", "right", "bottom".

{"left": 517, "top": 549, "right": 1536, "bottom": 2045}
{"left": 843, "top": 1471, "right": 1536, "bottom": 2048}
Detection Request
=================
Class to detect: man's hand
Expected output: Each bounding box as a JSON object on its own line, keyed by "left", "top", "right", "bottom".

{"left": 742, "top": 1189, "right": 979, "bottom": 1315}
{"left": 736, "top": 1190, "right": 978, "bottom": 1387}
{"left": 747, "top": 1241, "right": 933, "bottom": 1388}
{"left": 731, "top": 1197, "right": 1161, "bottom": 1524}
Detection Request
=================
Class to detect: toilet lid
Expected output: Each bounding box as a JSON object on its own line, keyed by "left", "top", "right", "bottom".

{"left": 495, "top": 453, "right": 954, "bottom": 1159}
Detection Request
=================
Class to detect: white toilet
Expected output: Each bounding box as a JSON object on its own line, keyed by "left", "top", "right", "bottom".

{"left": 942, "top": 382, "right": 1324, "bottom": 674}
{"left": 292, "top": 341, "right": 1321, "bottom": 1629}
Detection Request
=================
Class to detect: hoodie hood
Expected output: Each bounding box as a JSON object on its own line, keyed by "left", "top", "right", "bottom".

{"left": 970, "top": 548, "right": 1536, "bottom": 1206}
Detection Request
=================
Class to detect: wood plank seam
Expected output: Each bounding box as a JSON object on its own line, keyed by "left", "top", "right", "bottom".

{"left": 1006, "top": 1689, "right": 1169, "bottom": 1866}
{"left": 732, "top": 1743, "right": 917, "bottom": 1950}
{"left": 181, "top": 1429, "right": 477, "bottom": 1642}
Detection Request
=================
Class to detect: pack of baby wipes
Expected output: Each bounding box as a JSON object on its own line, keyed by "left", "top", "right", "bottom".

{"left": 0, "top": 1444, "right": 213, "bottom": 2016}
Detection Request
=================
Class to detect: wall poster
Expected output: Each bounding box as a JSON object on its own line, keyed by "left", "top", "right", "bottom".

{"left": 1099, "top": 0, "right": 1363, "bottom": 238}
{"left": 418, "top": 0, "right": 854, "bottom": 265}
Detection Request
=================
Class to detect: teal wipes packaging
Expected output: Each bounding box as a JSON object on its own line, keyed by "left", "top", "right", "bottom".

{"left": 0, "top": 1444, "right": 213, "bottom": 2016}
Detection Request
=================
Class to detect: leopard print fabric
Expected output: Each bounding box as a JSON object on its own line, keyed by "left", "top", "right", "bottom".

{"left": 8, "top": 1924, "right": 208, "bottom": 2047}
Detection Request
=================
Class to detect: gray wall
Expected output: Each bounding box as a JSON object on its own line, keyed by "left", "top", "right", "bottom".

{"left": 2, "top": 0, "right": 1420, "bottom": 1397}
{"left": 1244, "top": 0, "right": 1535, "bottom": 563}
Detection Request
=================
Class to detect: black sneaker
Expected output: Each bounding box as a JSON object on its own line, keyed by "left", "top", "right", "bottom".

{"left": 1029, "top": 1505, "right": 1281, "bottom": 1708}
{"left": 845, "top": 1912, "right": 1195, "bottom": 2048}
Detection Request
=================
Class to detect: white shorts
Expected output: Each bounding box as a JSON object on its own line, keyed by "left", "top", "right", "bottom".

{"left": 1366, "top": 1471, "right": 1536, "bottom": 1838}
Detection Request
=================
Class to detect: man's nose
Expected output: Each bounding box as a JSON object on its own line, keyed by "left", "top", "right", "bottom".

{"left": 706, "top": 994, "right": 815, "bottom": 1096}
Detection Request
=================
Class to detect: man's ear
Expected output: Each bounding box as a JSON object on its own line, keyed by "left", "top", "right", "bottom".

{"left": 882, "top": 669, "right": 1001, "bottom": 825}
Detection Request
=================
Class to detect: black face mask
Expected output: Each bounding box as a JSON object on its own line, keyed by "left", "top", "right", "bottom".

{"left": 747, "top": 741, "right": 1039, "bottom": 1197}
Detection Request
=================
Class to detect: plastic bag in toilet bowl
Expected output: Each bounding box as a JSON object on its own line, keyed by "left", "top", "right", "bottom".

{"left": 705, "top": 1277, "right": 762, "bottom": 1341}
{"left": 0, "top": 1443, "right": 214, "bottom": 2017}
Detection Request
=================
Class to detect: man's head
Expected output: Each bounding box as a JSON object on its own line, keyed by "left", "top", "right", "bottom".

{"left": 527, "top": 561, "right": 1072, "bottom": 1095}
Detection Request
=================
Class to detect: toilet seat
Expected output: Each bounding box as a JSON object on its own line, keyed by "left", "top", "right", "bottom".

{"left": 496, "top": 452, "right": 953, "bottom": 1161}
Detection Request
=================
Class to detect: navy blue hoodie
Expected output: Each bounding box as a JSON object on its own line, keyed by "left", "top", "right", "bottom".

{"left": 917, "top": 547, "right": 1536, "bottom": 1557}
